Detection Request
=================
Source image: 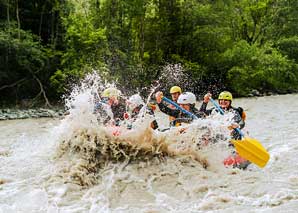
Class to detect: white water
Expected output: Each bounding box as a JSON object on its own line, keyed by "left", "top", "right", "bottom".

{"left": 1, "top": 94, "right": 298, "bottom": 212}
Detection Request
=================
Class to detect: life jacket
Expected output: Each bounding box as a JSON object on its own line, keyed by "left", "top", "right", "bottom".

{"left": 168, "top": 104, "right": 177, "bottom": 122}
{"left": 234, "top": 107, "right": 246, "bottom": 121}
{"left": 170, "top": 119, "right": 182, "bottom": 127}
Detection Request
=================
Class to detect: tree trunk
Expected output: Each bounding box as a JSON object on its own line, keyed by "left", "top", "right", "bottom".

{"left": 0, "top": 78, "right": 26, "bottom": 91}
{"left": 6, "top": 0, "right": 10, "bottom": 70}
{"left": 53, "top": 11, "right": 59, "bottom": 49}
{"left": 51, "top": 8, "right": 55, "bottom": 45}
{"left": 33, "top": 75, "right": 52, "bottom": 107}
{"left": 39, "top": 4, "right": 46, "bottom": 37}
{"left": 16, "top": 0, "right": 21, "bottom": 39}
{"left": 7, "top": 0, "right": 10, "bottom": 28}
{"left": 139, "top": 15, "right": 144, "bottom": 62}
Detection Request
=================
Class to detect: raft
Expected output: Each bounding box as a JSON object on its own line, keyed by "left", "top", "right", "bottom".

{"left": 109, "top": 124, "right": 251, "bottom": 169}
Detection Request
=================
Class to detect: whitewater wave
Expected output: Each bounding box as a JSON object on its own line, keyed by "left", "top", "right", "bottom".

{"left": 52, "top": 73, "right": 232, "bottom": 187}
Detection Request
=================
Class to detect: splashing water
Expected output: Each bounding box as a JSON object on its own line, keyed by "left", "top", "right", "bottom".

{"left": 53, "top": 72, "right": 235, "bottom": 188}
{"left": 158, "top": 63, "right": 203, "bottom": 94}
{"left": 0, "top": 71, "right": 246, "bottom": 212}
{"left": 158, "top": 64, "right": 190, "bottom": 91}
{"left": 2, "top": 93, "right": 298, "bottom": 212}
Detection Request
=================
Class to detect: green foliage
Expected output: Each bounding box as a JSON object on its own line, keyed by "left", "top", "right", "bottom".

{"left": 2, "top": 0, "right": 298, "bottom": 104}
{"left": 52, "top": 1, "right": 110, "bottom": 92}
{"left": 0, "top": 23, "right": 47, "bottom": 98}
{"left": 223, "top": 40, "right": 298, "bottom": 95}
{"left": 0, "top": 0, "right": 64, "bottom": 103}
{"left": 276, "top": 36, "right": 298, "bottom": 63}
{"left": 50, "top": 69, "right": 66, "bottom": 94}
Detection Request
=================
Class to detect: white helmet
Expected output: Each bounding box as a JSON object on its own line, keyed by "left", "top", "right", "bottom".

{"left": 177, "top": 92, "right": 196, "bottom": 104}
{"left": 127, "top": 94, "right": 144, "bottom": 110}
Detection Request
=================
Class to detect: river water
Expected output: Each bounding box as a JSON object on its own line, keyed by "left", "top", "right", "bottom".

{"left": 1, "top": 94, "right": 298, "bottom": 213}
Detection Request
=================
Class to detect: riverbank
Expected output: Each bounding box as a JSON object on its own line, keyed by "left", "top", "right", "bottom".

{"left": 0, "top": 108, "right": 65, "bottom": 120}
{"left": 1, "top": 91, "right": 297, "bottom": 121}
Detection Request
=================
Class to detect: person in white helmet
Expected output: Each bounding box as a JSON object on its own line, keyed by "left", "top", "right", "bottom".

{"left": 155, "top": 91, "right": 202, "bottom": 126}
{"left": 126, "top": 94, "right": 145, "bottom": 117}
{"left": 126, "top": 94, "right": 158, "bottom": 130}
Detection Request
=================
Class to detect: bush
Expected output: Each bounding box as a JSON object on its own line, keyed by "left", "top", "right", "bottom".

{"left": 276, "top": 36, "right": 298, "bottom": 63}
{"left": 221, "top": 40, "right": 298, "bottom": 95}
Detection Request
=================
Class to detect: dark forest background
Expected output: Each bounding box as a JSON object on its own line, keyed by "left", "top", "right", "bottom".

{"left": 1, "top": 0, "right": 298, "bottom": 106}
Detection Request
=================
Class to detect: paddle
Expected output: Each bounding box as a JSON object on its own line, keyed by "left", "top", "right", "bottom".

{"left": 162, "top": 96, "right": 199, "bottom": 119}
{"left": 209, "top": 98, "right": 270, "bottom": 168}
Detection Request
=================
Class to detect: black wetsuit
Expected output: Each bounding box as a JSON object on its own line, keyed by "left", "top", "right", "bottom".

{"left": 158, "top": 102, "right": 203, "bottom": 126}
{"left": 110, "top": 103, "right": 126, "bottom": 125}
{"left": 94, "top": 98, "right": 126, "bottom": 126}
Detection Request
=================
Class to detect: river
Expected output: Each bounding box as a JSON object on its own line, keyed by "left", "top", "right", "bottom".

{"left": 0, "top": 94, "right": 298, "bottom": 212}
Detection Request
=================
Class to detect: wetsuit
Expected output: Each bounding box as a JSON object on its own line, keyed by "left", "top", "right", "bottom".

{"left": 158, "top": 102, "right": 203, "bottom": 127}
{"left": 110, "top": 101, "right": 127, "bottom": 126}
{"left": 94, "top": 98, "right": 126, "bottom": 126}
{"left": 158, "top": 101, "right": 178, "bottom": 125}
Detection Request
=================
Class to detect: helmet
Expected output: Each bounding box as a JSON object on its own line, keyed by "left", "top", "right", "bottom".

{"left": 218, "top": 91, "right": 233, "bottom": 101}
{"left": 101, "top": 88, "right": 121, "bottom": 98}
{"left": 128, "top": 94, "right": 144, "bottom": 107}
{"left": 170, "top": 86, "right": 182, "bottom": 94}
{"left": 177, "top": 92, "right": 196, "bottom": 104}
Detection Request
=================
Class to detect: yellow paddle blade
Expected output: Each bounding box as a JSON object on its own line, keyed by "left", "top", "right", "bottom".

{"left": 231, "top": 137, "right": 270, "bottom": 168}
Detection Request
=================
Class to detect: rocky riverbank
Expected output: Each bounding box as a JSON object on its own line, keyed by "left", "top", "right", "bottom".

{"left": 0, "top": 108, "right": 65, "bottom": 120}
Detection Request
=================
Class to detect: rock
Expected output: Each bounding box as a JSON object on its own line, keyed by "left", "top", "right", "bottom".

{"left": 58, "top": 111, "right": 64, "bottom": 116}
{"left": 8, "top": 114, "right": 19, "bottom": 120}
{"left": 0, "top": 107, "right": 65, "bottom": 120}
{"left": 266, "top": 91, "right": 276, "bottom": 96}
{"left": 31, "top": 114, "right": 40, "bottom": 118}
{"left": 18, "top": 113, "right": 30, "bottom": 119}
{"left": 250, "top": 89, "right": 261, "bottom": 97}
{"left": 47, "top": 109, "right": 56, "bottom": 116}
{"left": 2, "top": 109, "right": 10, "bottom": 113}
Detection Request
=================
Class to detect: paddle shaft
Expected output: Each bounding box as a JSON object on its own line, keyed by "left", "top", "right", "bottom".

{"left": 162, "top": 97, "right": 199, "bottom": 119}
{"left": 209, "top": 98, "right": 244, "bottom": 137}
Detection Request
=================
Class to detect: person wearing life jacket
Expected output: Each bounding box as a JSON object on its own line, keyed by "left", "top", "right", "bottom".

{"left": 155, "top": 86, "right": 182, "bottom": 125}
{"left": 126, "top": 94, "right": 158, "bottom": 130}
{"left": 200, "top": 91, "right": 249, "bottom": 169}
{"left": 169, "top": 86, "right": 181, "bottom": 102}
{"left": 99, "top": 87, "right": 127, "bottom": 126}
{"left": 200, "top": 91, "right": 245, "bottom": 139}
{"left": 155, "top": 91, "right": 202, "bottom": 126}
